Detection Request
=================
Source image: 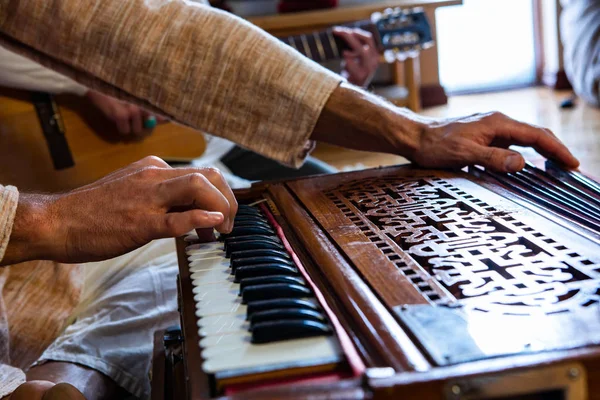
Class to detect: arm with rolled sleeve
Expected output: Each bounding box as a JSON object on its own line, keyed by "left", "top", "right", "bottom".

{"left": 0, "top": 0, "right": 342, "bottom": 167}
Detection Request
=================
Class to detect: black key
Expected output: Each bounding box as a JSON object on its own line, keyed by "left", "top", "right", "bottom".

{"left": 225, "top": 240, "right": 284, "bottom": 257}
{"left": 231, "top": 256, "right": 294, "bottom": 272}
{"left": 234, "top": 263, "right": 298, "bottom": 282}
{"left": 239, "top": 275, "right": 305, "bottom": 293}
{"left": 241, "top": 283, "right": 311, "bottom": 303}
{"left": 232, "top": 220, "right": 273, "bottom": 231}
{"left": 251, "top": 320, "right": 331, "bottom": 343}
{"left": 237, "top": 205, "right": 263, "bottom": 216}
{"left": 235, "top": 215, "right": 269, "bottom": 224}
{"left": 220, "top": 226, "right": 275, "bottom": 240}
{"left": 224, "top": 235, "right": 280, "bottom": 249}
{"left": 230, "top": 249, "right": 290, "bottom": 262}
{"left": 246, "top": 298, "right": 320, "bottom": 319}
{"left": 250, "top": 308, "right": 326, "bottom": 326}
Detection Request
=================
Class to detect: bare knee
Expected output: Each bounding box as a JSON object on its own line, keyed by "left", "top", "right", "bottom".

{"left": 42, "top": 383, "right": 87, "bottom": 400}
{"left": 9, "top": 381, "right": 84, "bottom": 400}
{"left": 10, "top": 381, "right": 54, "bottom": 400}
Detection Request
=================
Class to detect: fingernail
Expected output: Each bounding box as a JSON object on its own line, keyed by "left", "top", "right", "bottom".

{"left": 207, "top": 212, "right": 224, "bottom": 223}
{"left": 504, "top": 155, "right": 523, "bottom": 172}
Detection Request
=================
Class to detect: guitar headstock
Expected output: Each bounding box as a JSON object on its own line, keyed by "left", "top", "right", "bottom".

{"left": 371, "top": 7, "right": 434, "bottom": 62}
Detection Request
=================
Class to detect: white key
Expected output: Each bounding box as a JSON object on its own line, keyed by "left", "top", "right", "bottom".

{"left": 189, "top": 251, "right": 227, "bottom": 262}
{"left": 201, "top": 334, "right": 342, "bottom": 374}
{"left": 191, "top": 269, "right": 234, "bottom": 286}
{"left": 197, "top": 313, "right": 248, "bottom": 336}
{"left": 193, "top": 282, "right": 239, "bottom": 302}
{"left": 186, "top": 242, "right": 223, "bottom": 253}
{"left": 195, "top": 299, "right": 245, "bottom": 317}
{"left": 189, "top": 256, "right": 229, "bottom": 271}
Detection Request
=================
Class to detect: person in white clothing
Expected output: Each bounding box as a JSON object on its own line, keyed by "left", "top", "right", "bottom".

{"left": 561, "top": 0, "right": 600, "bottom": 106}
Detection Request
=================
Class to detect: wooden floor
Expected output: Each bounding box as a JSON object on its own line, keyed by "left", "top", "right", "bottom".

{"left": 313, "top": 87, "right": 600, "bottom": 175}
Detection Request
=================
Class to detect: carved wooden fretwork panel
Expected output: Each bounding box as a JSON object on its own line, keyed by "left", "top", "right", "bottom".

{"left": 324, "top": 176, "right": 600, "bottom": 315}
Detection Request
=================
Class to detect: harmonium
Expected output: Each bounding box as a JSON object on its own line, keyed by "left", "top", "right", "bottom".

{"left": 152, "top": 161, "right": 600, "bottom": 400}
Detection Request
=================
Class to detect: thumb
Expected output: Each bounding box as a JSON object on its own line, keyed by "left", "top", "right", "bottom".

{"left": 474, "top": 146, "right": 525, "bottom": 172}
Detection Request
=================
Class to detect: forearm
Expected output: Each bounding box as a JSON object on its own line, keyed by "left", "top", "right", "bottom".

{"left": 311, "top": 82, "right": 427, "bottom": 157}
{"left": 0, "top": 193, "right": 53, "bottom": 266}
{"left": 0, "top": 46, "right": 87, "bottom": 95}
{"left": 0, "top": 0, "right": 341, "bottom": 167}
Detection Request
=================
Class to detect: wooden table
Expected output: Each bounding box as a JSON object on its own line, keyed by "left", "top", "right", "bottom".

{"left": 248, "top": 0, "right": 462, "bottom": 112}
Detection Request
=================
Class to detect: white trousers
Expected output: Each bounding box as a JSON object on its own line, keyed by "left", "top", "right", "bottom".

{"left": 34, "top": 239, "right": 180, "bottom": 399}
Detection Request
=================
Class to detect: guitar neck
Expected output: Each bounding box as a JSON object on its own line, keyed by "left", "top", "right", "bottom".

{"left": 279, "top": 21, "right": 375, "bottom": 63}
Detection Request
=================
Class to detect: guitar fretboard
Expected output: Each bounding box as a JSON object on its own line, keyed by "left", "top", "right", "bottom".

{"left": 279, "top": 21, "right": 372, "bottom": 63}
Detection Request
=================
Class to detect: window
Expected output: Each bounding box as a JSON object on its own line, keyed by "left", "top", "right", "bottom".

{"left": 436, "top": 0, "right": 537, "bottom": 93}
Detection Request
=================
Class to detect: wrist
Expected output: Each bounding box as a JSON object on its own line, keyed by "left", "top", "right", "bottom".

{"left": 2, "top": 194, "right": 57, "bottom": 265}
{"left": 312, "top": 82, "right": 426, "bottom": 157}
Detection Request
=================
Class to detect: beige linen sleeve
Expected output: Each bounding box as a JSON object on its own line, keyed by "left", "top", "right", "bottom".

{"left": 0, "top": 186, "right": 18, "bottom": 264}
{"left": 0, "top": 0, "right": 343, "bottom": 167}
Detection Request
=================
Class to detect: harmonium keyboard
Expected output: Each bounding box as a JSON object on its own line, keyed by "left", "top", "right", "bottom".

{"left": 154, "top": 161, "right": 600, "bottom": 400}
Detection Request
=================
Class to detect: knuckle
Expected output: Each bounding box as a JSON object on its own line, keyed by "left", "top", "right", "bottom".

{"left": 488, "top": 111, "right": 506, "bottom": 121}
{"left": 188, "top": 172, "right": 209, "bottom": 188}
{"left": 143, "top": 155, "right": 169, "bottom": 167}
{"left": 115, "top": 109, "right": 130, "bottom": 121}
{"left": 201, "top": 167, "right": 222, "bottom": 182}
{"left": 137, "top": 165, "right": 161, "bottom": 180}
{"left": 164, "top": 216, "right": 181, "bottom": 236}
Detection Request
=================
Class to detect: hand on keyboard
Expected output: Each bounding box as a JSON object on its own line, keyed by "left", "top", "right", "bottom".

{"left": 187, "top": 204, "right": 341, "bottom": 379}
{"left": 4, "top": 156, "right": 237, "bottom": 265}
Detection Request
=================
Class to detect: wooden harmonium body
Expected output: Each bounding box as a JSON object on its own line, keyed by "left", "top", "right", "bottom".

{"left": 173, "top": 162, "right": 600, "bottom": 400}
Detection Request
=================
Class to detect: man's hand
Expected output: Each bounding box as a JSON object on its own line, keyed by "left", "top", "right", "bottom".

{"left": 413, "top": 112, "right": 580, "bottom": 171}
{"left": 2, "top": 157, "right": 237, "bottom": 265}
{"left": 312, "top": 83, "right": 580, "bottom": 172}
{"left": 333, "top": 27, "right": 380, "bottom": 87}
{"left": 86, "top": 90, "right": 165, "bottom": 137}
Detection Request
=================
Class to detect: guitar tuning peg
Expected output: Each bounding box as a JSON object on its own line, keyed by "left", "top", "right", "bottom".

{"left": 383, "top": 8, "right": 393, "bottom": 16}
{"left": 395, "top": 51, "right": 408, "bottom": 62}
{"left": 370, "top": 11, "right": 382, "bottom": 23}
{"left": 383, "top": 50, "right": 396, "bottom": 64}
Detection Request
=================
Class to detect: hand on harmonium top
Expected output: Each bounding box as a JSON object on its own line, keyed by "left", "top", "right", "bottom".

{"left": 411, "top": 111, "right": 581, "bottom": 172}
{"left": 86, "top": 90, "right": 167, "bottom": 137}
{"left": 333, "top": 27, "right": 380, "bottom": 88}
{"left": 2, "top": 156, "right": 237, "bottom": 265}
{"left": 313, "top": 83, "right": 580, "bottom": 173}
